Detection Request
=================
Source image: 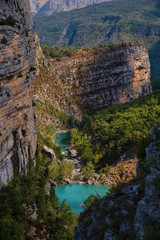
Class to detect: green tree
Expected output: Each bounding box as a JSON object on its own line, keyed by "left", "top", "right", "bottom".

{"left": 81, "top": 145, "right": 94, "bottom": 163}
{"left": 0, "top": 218, "right": 22, "bottom": 240}
{"left": 83, "top": 194, "right": 100, "bottom": 210}
{"left": 82, "top": 162, "right": 95, "bottom": 181}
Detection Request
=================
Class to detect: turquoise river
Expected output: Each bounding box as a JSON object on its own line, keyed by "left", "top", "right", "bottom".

{"left": 54, "top": 131, "right": 109, "bottom": 215}
{"left": 54, "top": 184, "right": 109, "bottom": 214}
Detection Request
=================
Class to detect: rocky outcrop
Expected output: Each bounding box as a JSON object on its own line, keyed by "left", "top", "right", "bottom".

{"left": 74, "top": 123, "right": 160, "bottom": 240}
{"left": 30, "top": 0, "right": 112, "bottom": 16}
{"left": 34, "top": 43, "right": 152, "bottom": 116}
{"left": 35, "top": 34, "right": 44, "bottom": 75}
{"left": 0, "top": 0, "right": 37, "bottom": 188}
{"left": 43, "top": 145, "right": 56, "bottom": 162}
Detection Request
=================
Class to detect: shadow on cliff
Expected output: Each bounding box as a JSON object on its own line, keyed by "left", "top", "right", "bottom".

{"left": 149, "top": 40, "right": 160, "bottom": 82}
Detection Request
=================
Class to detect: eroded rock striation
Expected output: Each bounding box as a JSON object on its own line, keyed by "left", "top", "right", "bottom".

{"left": 35, "top": 44, "right": 152, "bottom": 117}
{"left": 0, "top": 0, "right": 37, "bottom": 187}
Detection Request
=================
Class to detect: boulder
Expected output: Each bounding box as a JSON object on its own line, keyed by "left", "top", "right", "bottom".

{"left": 64, "top": 178, "right": 71, "bottom": 184}
{"left": 68, "top": 145, "right": 77, "bottom": 158}
{"left": 43, "top": 145, "right": 56, "bottom": 162}
{"left": 87, "top": 180, "right": 94, "bottom": 185}
{"left": 49, "top": 179, "right": 58, "bottom": 186}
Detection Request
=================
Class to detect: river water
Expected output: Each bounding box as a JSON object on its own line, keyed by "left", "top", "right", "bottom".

{"left": 54, "top": 183, "right": 109, "bottom": 214}
{"left": 54, "top": 131, "right": 70, "bottom": 157}
{"left": 54, "top": 131, "right": 109, "bottom": 214}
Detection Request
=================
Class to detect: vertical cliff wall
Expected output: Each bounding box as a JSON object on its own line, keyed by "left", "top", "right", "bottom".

{"left": 34, "top": 44, "right": 152, "bottom": 117}
{"left": 0, "top": 0, "right": 37, "bottom": 187}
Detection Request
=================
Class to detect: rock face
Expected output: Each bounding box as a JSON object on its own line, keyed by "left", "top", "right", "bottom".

{"left": 0, "top": 0, "right": 37, "bottom": 188}
{"left": 35, "top": 44, "right": 151, "bottom": 115}
{"left": 30, "top": 0, "right": 112, "bottom": 16}
{"left": 35, "top": 34, "right": 44, "bottom": 75}
{"left": 74, "top": 123, "right": 160, "bottom": 240}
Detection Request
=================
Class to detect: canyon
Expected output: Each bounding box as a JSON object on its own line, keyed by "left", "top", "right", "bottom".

{"left": 0, "top": 0, "right": 37, "bottom": 188}
{"left": 0, "top": 1, "right": 160, "bottom": 240}
{"left": 34, "top": 43, "right": 152, "bottom": 121}
{"left": 1, "top": 2, "right": 151, "bottom": 190}
{"left": 33, "top": 42, "right": 160, "bottom": 240}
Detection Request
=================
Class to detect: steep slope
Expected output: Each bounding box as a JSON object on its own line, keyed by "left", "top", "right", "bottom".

{"left": 0, "top": 0, "right": 37, "bottom": 187}
{"left": 33, "top": 0, "right": 160, "bottom": 80}
{"left": 30, "top": 0, "right": 112, "bottom": 16}
{"left": 74, "top": 122, "right": 160, "bottom": 240}
{"left": 33, "top": 43, "right": 151, "bottom": 118}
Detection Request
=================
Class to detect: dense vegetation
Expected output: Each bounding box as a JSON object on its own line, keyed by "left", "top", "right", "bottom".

{"left": 41, "top": 42, "right": 133, "bottom": 60}
{"left": 70, "top": 90, "right": 160, "bottom": 169}
{"left": 0, "top": 149, "right": 77, "bottom": 240}
{"left": 0, "top": 105, "right": 79, "bottom": 239}
{"left": 37, "top": 120, "right": 76, "bottom": 184}
{"left": 41, "top": 45, "right": 78, "bottom": 59}
{"left": 33, "top": 0, "right": 160, "bottom": 80}
{"left": 152, "top": 77, "right": 160, "bottom": 91}
{"left": 35, "top": 100, "right": 78, "bottom": 129}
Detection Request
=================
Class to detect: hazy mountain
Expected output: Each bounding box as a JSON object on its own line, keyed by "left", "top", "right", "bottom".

{"left": 30, "top": 0, "right": 112, "bottom": 16}
{"left": 30, "top": 0, "right": 48, "bottom": 15}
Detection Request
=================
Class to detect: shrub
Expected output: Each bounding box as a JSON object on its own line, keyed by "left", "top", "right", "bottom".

{"left": 0, "top": 16, "right": 16, "bottom": 27}
{"left": 144, "top": 224, "right": 160, "bottom": 240}
{"left": 82, "top": 162, "right": 95, "bottom": 181}
{"left": 1, "top": 37, "right": 7, "bottom": 45}
{"left": 29, "top": 66, "right": 36, "bottom": 72}
{"left": 83, "top": 194, "right": 101, "bottom": 210}
{"left": 0, "top": 218, "right": 22, "bottom": 240}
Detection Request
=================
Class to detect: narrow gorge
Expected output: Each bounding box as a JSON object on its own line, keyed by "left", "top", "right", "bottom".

{"left": 1, "top": 1, "right": 160, "bottom": 239}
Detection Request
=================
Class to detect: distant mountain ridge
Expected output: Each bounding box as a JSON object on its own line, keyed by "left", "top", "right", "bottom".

{"left": 33, "top": 0, "right": 160, "bottom": 81}
{"left": 30, "top": 0, "right": 112, "bottom": 16}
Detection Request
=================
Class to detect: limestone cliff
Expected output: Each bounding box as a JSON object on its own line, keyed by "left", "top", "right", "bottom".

{"left": 0, "top": 0, "right": 37, "bottom": 187}
{"left": 34, "top": 43, "right": 152, "bottom": 120}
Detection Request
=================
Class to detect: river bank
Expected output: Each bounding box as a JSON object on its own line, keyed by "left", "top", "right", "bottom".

{"left": 54, "top": 184, "right": 109, "bottom": 214}
{"left": 50, "top": 130, "right": 138, "bottom": 187}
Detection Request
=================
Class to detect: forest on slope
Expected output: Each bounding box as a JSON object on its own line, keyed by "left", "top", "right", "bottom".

{"left": 70, "top": 90, "right": 160, "bottom": 169}
{"left": 2, "top": 86, "right": 160, "bottom": 239}
{"left": 33, "top": 0, "right": 160, "bottom": 81}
